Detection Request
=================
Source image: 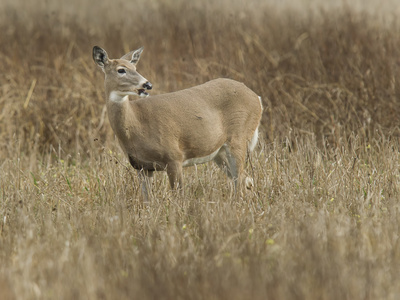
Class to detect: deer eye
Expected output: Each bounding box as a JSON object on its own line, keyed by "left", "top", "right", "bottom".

{"left": 117, "top": 68, "right": 126, "bottom": 74}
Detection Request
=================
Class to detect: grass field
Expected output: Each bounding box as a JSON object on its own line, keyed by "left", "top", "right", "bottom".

{"left": 1, "top": 0, "right": 400, "bottom": 299}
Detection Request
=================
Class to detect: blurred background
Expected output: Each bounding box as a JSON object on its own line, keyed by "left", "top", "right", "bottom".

{"left": 0, "top": 0, "right": 399, "bottom": 159}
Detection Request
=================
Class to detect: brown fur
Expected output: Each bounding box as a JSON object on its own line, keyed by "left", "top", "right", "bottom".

{"left": 93, "top": 46, "right": 262, "bottom": 199}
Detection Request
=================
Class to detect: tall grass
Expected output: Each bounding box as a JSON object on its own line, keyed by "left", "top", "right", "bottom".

{"left": 1, "top": 0, "right": 400, "bottom": 157}
{"left": 1, "top": 0, "right": 400, "bottom": 299}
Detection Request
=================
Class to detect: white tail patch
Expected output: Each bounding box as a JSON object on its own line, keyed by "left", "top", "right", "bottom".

{"left": 249, "top": 127, "right": 259, "bottom": 152}
{"left": 248, "top": 95, "right": 262, "bottom": 152}
{"left": 258, "top": 96, "right": 263, "bottom": 109}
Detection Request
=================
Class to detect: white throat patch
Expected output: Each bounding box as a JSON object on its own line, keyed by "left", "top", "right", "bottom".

{"left": 109, "top": 91, "right": 129, "bottom": 102}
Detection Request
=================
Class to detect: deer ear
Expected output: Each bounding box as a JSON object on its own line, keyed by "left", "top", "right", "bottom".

{"left": 120, "top": 47, "right": 144, "bottom": 65}
{"left": 130, "top": 47, "right": 144, "bottom": 65}
{"left": 120, "top": 50, "right": 134, "bottom": 61}
{"left": 93, "top": 46, "right": 109, "bottom": 69}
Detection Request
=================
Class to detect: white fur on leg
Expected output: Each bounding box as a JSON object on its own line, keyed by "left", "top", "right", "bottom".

{"left": 245, "top": 176, "right": 254, "bottom": 190}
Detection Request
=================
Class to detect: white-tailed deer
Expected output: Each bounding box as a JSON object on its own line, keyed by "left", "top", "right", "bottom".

{"left": 93, "top": 46, "right": 262, "bottom": 201}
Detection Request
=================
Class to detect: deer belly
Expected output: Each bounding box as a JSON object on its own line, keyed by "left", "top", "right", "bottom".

{"left": 182, "top": 147, "right": 221, "bottom": 167}
{"left": 128, "top": 155, "right": 157, "bottom": 171}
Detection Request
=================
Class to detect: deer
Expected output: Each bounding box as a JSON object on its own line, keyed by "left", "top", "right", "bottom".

{"left": 92, "top": 46, "right": 263, "bottom": 201}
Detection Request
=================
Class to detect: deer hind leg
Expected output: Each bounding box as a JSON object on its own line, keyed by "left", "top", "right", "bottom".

{"left": 166, "top": 161, "right": 183, "bottom": 190}
{"left": 214, "top": 144, "right": 234, "bottom": 178}
{"left": 243, "top": 126, "right": 259, "bottom": 190}
{"left": 228, "top": 146, "right": 246, "bottom": 190}
{"left": 139, "top": 170, "right": 154, "bottom": 203}
{"left": 214, "top": 143, "right": 245, "bottom": 190}
{"left": 229, "top": 127, "right": 260, "bottom": 190}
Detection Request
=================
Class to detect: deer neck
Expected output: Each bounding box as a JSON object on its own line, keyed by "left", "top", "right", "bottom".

{"left": 106, "top": 91, "right": 140, "bottom": 144}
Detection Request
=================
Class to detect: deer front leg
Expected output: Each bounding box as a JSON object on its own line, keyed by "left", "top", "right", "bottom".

{"left": 166, "top": 161, "right": 183, "bottom": 190}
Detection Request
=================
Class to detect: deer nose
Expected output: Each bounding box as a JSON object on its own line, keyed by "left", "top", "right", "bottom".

{"left": 143, "top": 81, "right": 152, "bottom": 90}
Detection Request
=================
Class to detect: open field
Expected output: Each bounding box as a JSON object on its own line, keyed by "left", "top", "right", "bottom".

{"left": 1, "top": 0, "right": 400, "bottom": 299}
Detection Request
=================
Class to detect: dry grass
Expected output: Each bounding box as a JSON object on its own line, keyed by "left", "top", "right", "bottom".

{"left": 1, "top": 0, "right": 400, "bottom": 299}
